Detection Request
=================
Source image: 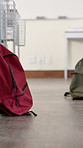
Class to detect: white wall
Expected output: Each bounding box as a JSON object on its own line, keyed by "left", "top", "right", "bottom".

{"left": 19, "top": 18, "right": 83, "bottom": 71}
{"left": 14, "top": 0, "right": 83, "bottom": 19}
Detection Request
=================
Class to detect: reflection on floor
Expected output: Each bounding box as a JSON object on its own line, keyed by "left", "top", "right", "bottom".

{"left": 0, "top": 78, "right": 83, "bottom": 148}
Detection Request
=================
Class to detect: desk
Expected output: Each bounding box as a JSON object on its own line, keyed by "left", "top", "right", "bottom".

{"left": 64, "top": 31, "right": 83, "bottom": 79}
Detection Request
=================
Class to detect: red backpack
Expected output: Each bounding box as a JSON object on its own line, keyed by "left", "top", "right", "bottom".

{"left": 0, "top": 44, "right": 36, "bottom": 116}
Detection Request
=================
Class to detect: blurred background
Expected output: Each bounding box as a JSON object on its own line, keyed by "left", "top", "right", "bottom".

{"left": 1, "top": 0, "right": 83, "bottom": 79}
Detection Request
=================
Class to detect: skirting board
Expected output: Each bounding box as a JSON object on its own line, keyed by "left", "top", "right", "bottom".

{"left": 24, "top": 70, "right": 74, "bottom": 78}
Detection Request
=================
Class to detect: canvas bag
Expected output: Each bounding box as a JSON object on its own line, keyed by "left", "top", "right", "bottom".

{"left": 64, "top": 58, "right": 83, "bottom": 99}
{"left": 0, "top": 44, "right": 36, "bottom": 116}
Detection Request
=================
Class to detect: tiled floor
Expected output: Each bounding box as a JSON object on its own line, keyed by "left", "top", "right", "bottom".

{"left": 0, "top": 78, "right": 83, "bottom": 148}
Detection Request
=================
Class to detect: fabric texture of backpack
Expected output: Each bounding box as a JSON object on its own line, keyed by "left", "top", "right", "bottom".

{"left": 0, "top": 44, "right": 34, "bottom": 116}
{"left": 64, "top": 58, "right": 83, "bottom": 99}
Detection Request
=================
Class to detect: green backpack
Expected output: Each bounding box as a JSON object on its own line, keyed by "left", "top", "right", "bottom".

{"left": 64, "top": 58, "right": 83, "bottom": 99}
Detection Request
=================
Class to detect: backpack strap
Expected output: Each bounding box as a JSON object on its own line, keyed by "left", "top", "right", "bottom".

{"left": 3, "top": 54, "right": 17, "bottom": 58}
{"left": 64, "top": 92, "right": 71, "bottom": 97}
{"left": 0, "top": 110, "right": 37, "bottom": 117}
{"left": 23, "top": 111, "right": 37, "bottom": 116}
{"left": 22, "top": 82, "right": 27, "bottom": 91}
{"left": 8, "top": 65, "right": 17, "bottom": 93}
{"left": 71, "top": 72, "right": 77, "bottom": 75}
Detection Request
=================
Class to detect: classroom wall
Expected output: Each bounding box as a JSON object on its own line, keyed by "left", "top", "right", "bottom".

{"left": 19, "top": 18, "right": 83, "bottom": 71}
{"left": 15, "top": 19, "right": 83, "bottom": 71}
{"left": 14, "top": 0, "right": 83, "bottom": 19}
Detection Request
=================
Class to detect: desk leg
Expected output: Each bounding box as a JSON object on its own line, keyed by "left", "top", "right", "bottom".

{"left": 64, "top": 38, "right": 68, "bottom": 79}
{"left": 64, "top": 69, "right": 67, "bottom": 80}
